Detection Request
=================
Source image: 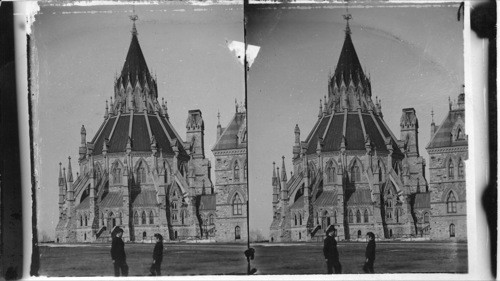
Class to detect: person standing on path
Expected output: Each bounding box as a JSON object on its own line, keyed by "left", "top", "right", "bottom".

{"left": 149, "top": 233, "right": 164, "bottom": 276}
{"left": 363, "top": 232, "right": 376, "bottom": 273}
{"left": 323, "top": 225, "right": 342, "bottom": 274}
{"left": 110, "top": 226, "right": 129, "bottom": 277}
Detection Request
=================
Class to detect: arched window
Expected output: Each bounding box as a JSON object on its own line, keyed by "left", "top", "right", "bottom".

{"left": 209, "top": 214, "right": 214, "bottom": 225}
{"left": 395, "top": 209, "right": 400, "bottom": 223}
{"left": 133, "top": 211, "right": 139, "bottom": 225}
{"left": 174, "top": 231, "right": 178, "bottom": 240}
{"left": 351, "top": 163, "right": 361, "bottom": 182}
{"left": 141, "top": 211, "right": 147, "bottom": 225}
{"left": 232, "top": 194, "right": 243, "bottom": 215}
{"left": 448, "top": 159, "right": 454, "bottom": 179}
{"left": 294, "top": 214, "right": 297, "bottom": 226}
{"left": 358, "top": 230, "right": 362, "bottom": 239}
{"left": 447, "top": 192, "right": 457, "bottom": 213}
{"left": 84, "top": 233, "right": 87, "bottom": 241}
{"left": 299, "top": 232, "right": 301, "bottom": 240}
{"left": 449, "top": 224, "right": 455, "bottom": 237}
{"left": 389, "top": 229, "right": 393, "bottom": 237}
{"left": 364, "top": 210, "right": 369, "bottom": 223}
{"left": 172, "top": 201, "right": 178, "bottom": 210}
{"left": 80, "top": 215, "right": 83, "bottom": 227}
{"left": 424, "top": 212, "right": 430, "bottom": 223}
{"left": 356, "top": 210, "right": 361, "bottom": 223}
{"left": 233, "top": 161, "right": 240, "bottom": 181}
{"left": 149, "top": 211, "right": 154, "bottom": 224}
{"left": 299, "top": 213, "right": 302, "bottom": 225}
{"left": 348, "top": 210, "right": 354, "bottom": 223}
{"left": 84, "top": 214, "right": 88, "bottom": 226}
{"left": 181, "top": 211, "right": 185, "bottom": 225}
{"left": 235, "top": 226, "right": 241, "bottom": 240}
{"left": 456, "top": 128, "right": 464, "bottom": 140}
{"left": 326, "top": 163, "right": 336, "bottom": 183}
{"left": 108, "top": 212, "right": 114, "bottom": 228}
{"left": 458, "top": 159, "right": 464, "bottom": 179}
{"left": 172, "top": 212, "right": 178, "bottom": 221}
{"left": 143, "top": 231, "right": 147, "bottom": 240}
{"left": 137, "top": 162, "right": 147, "bottom": 183}
{"left": 113, "top": 166, "right": 121, "bottom": 184}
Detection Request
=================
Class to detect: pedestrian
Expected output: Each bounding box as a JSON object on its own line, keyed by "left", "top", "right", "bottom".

{"left": 149, "top": 233, "right": 164, "bottom": 276}
{"left": 363, "top": 231, "right": 376, "bottom": 273}
{"left": 110, "top": 226, "right": 128, "bottom": 277}
{"left": 323, "top": 225, "right": 342, "bottom": 274}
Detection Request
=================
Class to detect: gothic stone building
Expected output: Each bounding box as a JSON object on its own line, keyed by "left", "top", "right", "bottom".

{"left": 212, "top": 104, "right": 248, "bottom": 242}
{"left": 55, "top": 22, "right": 215, "bottom": 243}
{"left": 269, "top": 16, "right": 430, "bottom": 242}
{"left": 426, "top": 93, "right": 467, "bottom": 240}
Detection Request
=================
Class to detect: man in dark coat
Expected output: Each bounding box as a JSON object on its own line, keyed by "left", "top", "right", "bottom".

{"left": 110, "top": 226, "right": 128, "bottom": 277}
{"left": 149, "top": 233, "right": 164, "bottom": 276}
{"left": 323, "top": 225, "right": 342, "bottom": 274}
{"left": 363, "top": 231, "right": 376, "bottom": 273}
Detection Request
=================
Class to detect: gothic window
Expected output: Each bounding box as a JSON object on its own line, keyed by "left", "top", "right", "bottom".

{"left": 180, "top": 211, "right": 185, "bottom": 225}
{"left": 137, "top": 162, "right": 147, "bottom": 183}
{"left": 424, "top": 212, "right": 430, "bottom": 223}
{"left": 294, "top": 214, "right": 297, "bottom": 226}
{"left": 209, "top": 214, "right": 214, "bottom": 225}
{"left": 389, "top": 229, "right": 393, "bottom": 237}
{"left": 326, "top": 163, "right": 335, "bottom": 183}
{"left": 358, "top": 230, "right": 362, "bottom": 239}
{"left": 364, "top": 210, "right": 369, "bottom": 223}
{"left": 80, "top": 215, "right": 83, "bottom": 227}
{"left": 84, "top": 214, "right": 88, "bottom": 226}
{"left": 143, "top": 232, "right": 147, "bottom": 240}
{"left": 456, "top": 128, "right": 464, "bottom": 140}
{"left": 232, "top": 194, "right": 243, "bottom": 215}
{"left": 326, "top": 216, "right": 331, "bottom": 226}
{"left": 356, "top": 210, "right": 361, "bottom": 223}
{"left": 113, "top": 167, "right": 121, "bottom": 184}
{"left": 449, "top": 224, "right": 455, "bottom": 237}
{"left": 447, "top": 192, "right": 457, "bottom": 213}
{"left": 172, "top": 212, "right": 178, "bottom": 221}
{"left": 134, "top": 211, "right": 139, "bottom": 225}
{"left": 348, "top": 210, "right": 354, "bottom": 223}
{"left": 149, "top": 211, "right": 154, "bottom": 224}
{"left": 387, "top": 211, "right": 392, "bottom": 219}
{"left": 448, "top": 159, "right": 454, "bottom": 179}
{"left": 299, "top": 213, "right": 302, "bottom": 225}
{"left": 351, "top": 163, "right": 361, "bottom": 182}
{"left": 299, "top": 232, "right": 302, "bottom": 240}
{"left": 233, "top": 161, "right": 240, "bottom": 181}
{"left": 458, "top": 159, "right": 465, "bottom": 179}
{"left": 172, "top": 201, "right": 178, "bottom": 210}
{"left": 395, "top": 209, "right": 400, "bottom": 223}
{"left": 141, "top": 211, "right": 147, "bottom": 225}
{"left": 235, "top": 226, "right": 241, "bottom": 240}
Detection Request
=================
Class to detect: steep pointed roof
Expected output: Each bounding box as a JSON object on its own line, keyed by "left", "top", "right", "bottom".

{"left": 332, "top": 18, "right": 367, "bottom": 87}
{"left": 118, "top": 23, "right": 153, "bottom": 89}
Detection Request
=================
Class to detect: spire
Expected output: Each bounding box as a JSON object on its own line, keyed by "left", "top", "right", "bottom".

{"left": 281, "top": 156, "right": 287, "bottom": 182}
{"left": 217, "top": 110, "right": 221, "bottom": 126}
{"left": 272, "top": 162, "right": 277, "bottom": 186}
{"left": 67, "top": 156, "right": 73, "bottom": 183}
{"left": 58, "top": 162, "right": 64, "bottom": 186}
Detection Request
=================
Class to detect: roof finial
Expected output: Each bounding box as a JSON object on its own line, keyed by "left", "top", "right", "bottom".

{"left": 217, "top": 110, "right": 221, "bottom": 126}
{"left": 343, "top": 0, "right": 352, "bottom": 35}
{"left": 431, "top": 108, "right": 435, "bottom": 124}
{"left": 129, "top": 5, "right": 138, "bottom": 36}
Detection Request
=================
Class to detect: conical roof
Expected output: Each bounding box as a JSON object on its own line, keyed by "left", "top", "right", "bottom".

{"left": 332, "top": 22, "right": 367, "bottom": 87}
{"left": 119, "top": 26, "right": 153, "bottom": 89}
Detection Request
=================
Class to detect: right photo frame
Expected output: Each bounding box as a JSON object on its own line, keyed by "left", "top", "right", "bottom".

{"left": 246, "top": 2, "right": 474, "bottom": 275}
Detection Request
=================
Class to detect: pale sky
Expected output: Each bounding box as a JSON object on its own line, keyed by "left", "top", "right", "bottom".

{"left": 246, "top": 4, "right": 464, "bottom": 238}
{"left": 32, "top": 4, "right": 244, "bottom": 239}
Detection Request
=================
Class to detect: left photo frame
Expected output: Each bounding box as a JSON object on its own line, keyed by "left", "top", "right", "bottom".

{"left": 29, "top": 2, "right": 248, "bottom": 277}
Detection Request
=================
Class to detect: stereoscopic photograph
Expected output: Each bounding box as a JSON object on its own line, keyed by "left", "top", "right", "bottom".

{"left": 30, "top": 2, "right": 248, "bottom": 276}
{"left": 246, "top": 2, "right": 469, "bottom": 275}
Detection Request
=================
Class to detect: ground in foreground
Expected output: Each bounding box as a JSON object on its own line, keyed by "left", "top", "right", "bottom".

{"left": 251, "top": 241, "right": 468, "bottom": 274}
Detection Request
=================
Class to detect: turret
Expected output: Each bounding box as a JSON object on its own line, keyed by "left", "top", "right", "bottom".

{"left": 293, "top": 124, "right": 301, "bottom": 159}
{"left": 272, "top": 162, "right": 279, "bottom": 212}
{"left": 79, "top": 125, "right": 86, "bottom": 160}
{"left": 58, "top": 162, "right": 64, "bottom": 218}
{"left": 430, "top": 109, "right": 436, "bottom": 136}
{"left": 186, "top": 109, "right": 205, "bottom": 159}
{"left": 400, "top": 108, "right": 419, "bottom": 157}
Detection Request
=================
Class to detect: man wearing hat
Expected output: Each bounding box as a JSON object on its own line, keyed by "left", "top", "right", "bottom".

{"left": 363, "top": 232, "right": 376, "bottom": 273}
{"left": 323, "top": 225, "right": 342, "bottom": 274}
{"left": 149, "top": 233, "right": 164, "bottom": 276}
{"left": 110, "top": 226, "right": 128, "bottom": 277}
